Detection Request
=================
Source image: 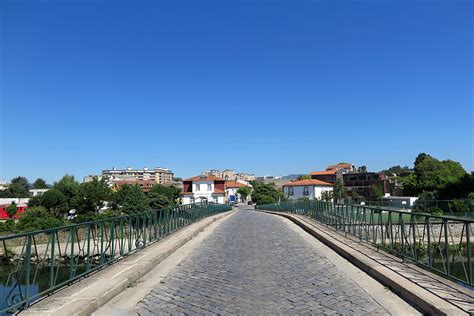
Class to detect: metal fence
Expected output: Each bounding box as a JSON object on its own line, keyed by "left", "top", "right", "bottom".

{"left": 257, "top": 200, "right": 474, "bottom": 287}
{"left": 0, "top": 202, "right": 231, "bottom": 314}
{"left": 362, "top": 199, "right": 474, "bottom": 214}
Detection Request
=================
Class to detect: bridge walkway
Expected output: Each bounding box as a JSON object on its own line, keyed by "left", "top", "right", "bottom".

{"left": 130, "top": 207, "right": 416, "bottom": 315}
{"left": 277, "top": 211, "right": 474, "bottom": 315}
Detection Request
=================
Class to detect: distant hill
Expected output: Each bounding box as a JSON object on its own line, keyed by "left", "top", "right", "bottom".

{"left": 281, "top": 174, "right": 304, "bottom": 180}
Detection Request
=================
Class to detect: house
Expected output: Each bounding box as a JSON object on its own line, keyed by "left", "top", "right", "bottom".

{"left": 327, "top": 163, "right": 355, "bottom": 173}
{"left": 225, "top": 181, "right": 252, "bottom": 203}
{"left": 310, "top": 170, "right": 340, "bottom": 184}
{"left": 0, "top": 204, "right": 27, "bottom": 220}
{"left": 181, "top": 176, "right": 226, "bottom": 204}
{"left": 342, "top": 172, "right": 391, "bottom": 199}
{"left": 29, "top": 188, "right": 49, "bottom": 196}
{"left": 283, "top": 179, "right": 333, "bottom": 200}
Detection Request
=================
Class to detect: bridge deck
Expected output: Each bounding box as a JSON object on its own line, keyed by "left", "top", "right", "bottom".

{"left": 133, "top": 208, "right": 412, "bottom": 315}
{"left": 285, "top": 212, "right": 474, "bottom": 314}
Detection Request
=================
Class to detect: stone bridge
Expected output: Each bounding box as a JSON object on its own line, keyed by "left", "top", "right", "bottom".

{"left": 20, "top": 205, "right": 474, "bottom": 315}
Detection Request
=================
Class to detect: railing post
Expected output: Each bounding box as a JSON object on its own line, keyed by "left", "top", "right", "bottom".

{"left": 25, "top": 235, "right": 32, "bottom": 307}
{"left": 50, "top": 231, "right": 56, "bottom": 288}
{"left": 444, "top": 219, "right": 450, "bottom": 276}
{"left": 70, "top": 226, "right": 75, "bottom": 279}
{"left": 412, "top": 215, "right": 417, "bottom": 261}
{"left": 466, "top": 222, "right": 472, "bottom": 285}
{"left": 427, "top": 217, "right": 432, "bottom": 268}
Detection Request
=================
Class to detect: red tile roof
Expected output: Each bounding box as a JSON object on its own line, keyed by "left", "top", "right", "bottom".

{"left": 184, "top": 175, "right": 224, "bottom": 181}
{"left": 225, "top": 181, "right": 250, "bottom": 188}
{"left": 283, "top": 179, "right": 333, "bottom": 187}
{"left": 310, "top": 170, "right": 337, "bottom": 175}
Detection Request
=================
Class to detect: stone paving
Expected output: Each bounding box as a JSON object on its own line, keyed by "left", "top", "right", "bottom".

{"left": 134, "top": 208, "right": 388, "bottom": 315}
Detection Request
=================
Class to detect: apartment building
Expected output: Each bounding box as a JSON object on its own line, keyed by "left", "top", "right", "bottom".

{"left": 93, "top": 167, "right": 174, "bottom": 184}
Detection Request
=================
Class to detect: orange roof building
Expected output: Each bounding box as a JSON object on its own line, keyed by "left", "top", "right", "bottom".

{"left": 282, "top": 179, "right": 333, "bottom": 200}
{"left": 181, "top": 175, "right": 226, "bottom": 205}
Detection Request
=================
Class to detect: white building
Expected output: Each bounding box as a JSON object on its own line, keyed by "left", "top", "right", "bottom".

{"left": 225, "top": 181, "right": 252, "bottom": 203}
{"left": 283, "top": 179, "right": 333, "bottom": 200}
{"left": 29, "top": 189, "right": 49, "bottom": 197}
{"left": 181, "top": 176, "right": 226, "bottom": 205}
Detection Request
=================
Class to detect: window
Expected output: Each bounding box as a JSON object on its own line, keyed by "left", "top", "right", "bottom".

{"left": 288, "top": 187, "right": 294, "bottom": 196}
{"left": 207, "top": 184, "right": 212, "bottom": 191}
{"left": 303, "top": 186, "right": 309, "bottom": 196}
{"left": 195, "top": 184, "right": 200, "bottom": 191}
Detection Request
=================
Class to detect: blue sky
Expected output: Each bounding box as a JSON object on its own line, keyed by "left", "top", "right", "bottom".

{"left": 1, "top": 0, "right": 472, "bottom": 183}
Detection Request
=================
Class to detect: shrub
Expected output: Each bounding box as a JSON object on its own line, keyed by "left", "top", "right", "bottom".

{"left": 449, "top": 199, "right": 469, "bottom": 213}
{"left": 15, "top": 207, "right": 66, "bottom": 232}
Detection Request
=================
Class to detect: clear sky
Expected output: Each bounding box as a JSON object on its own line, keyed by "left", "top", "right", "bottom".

{"left": 1, "top": 0, "right": 472, "bottom": 183}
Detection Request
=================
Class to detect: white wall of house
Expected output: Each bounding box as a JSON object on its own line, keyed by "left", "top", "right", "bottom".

{"left": 193, "top": 180, "right": 214, "bottom": 193}
{"left": 0, "top": 198, "right": 30, "bottom": 205}
{"left": 283, "top": 185, "right": 333, "bottom": 200}
{"left": 182, "top": 195, "right": 225, "bottom": 204}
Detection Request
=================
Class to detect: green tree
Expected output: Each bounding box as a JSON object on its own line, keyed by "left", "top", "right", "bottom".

{"left": 357, "top": 166, "right": 367, "bottom": 173}
{"left": 6, "top": 203, "right": 17, "bottom": 218}
{"left": 27, "top": 195, "right": 43, "bottom": 207}
{"left": 33, "top": 178, "right": 48, "bottom": 189}
{"left": 8, "top": 176, "right": 30, "bottom": 197}
{"left": 148, "top": 191, "right": 172, "bottom": 210}
{"left": 148, "top": 184, "right": 180, "bottom": 204}
{"left": 237, "top": 186, "right": 251, "bottom": 201}
{"left": 371, "top": 183, "right": 384, "bottom": 200}
{"left": 72, "top": 177, "right": 112, "bottom": 214}
{"left": 112, "top": 184, "right": 150, "bottom": 214}
{"left": 15, "top": 206, "right": 65, "bottom": 232}
{"left": 382, "top": 165, "right": 411, "bottom": 175}
{"left": 251, "top": 183, "right": 283, "bottom": 205}
{"left": 413, "top": 191, "right": 442, "bottom": 215}
{"left": 54, "top": 174, "right": 80, "bottom": 206}
{"left": 332, "top": 180, "right": 347, "bottom": 203}
{"left": 448, "top": 199, "right": 469, "bottom": 213}
{"left": 41, "top": 189, "right": 68, "bottom": 217}
{"left": 321, "top": 190, "right": 333, "bottom": 202}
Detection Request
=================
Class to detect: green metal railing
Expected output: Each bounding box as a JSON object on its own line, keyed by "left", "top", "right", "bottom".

{"left": 257, "top": 200, "right": 474, "bottom": 287}
{"left": 0, "top": 202, "right": 231, "bottom": 314}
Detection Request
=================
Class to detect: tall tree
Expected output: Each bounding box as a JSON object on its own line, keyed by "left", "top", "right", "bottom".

{"left": 148, "top": 191, "right": 172, "bottom": 210}
{"left": 332, "top": 180, "right": 347, "bottom": 203}
{"left": 41, "top": 189, "right": 68, "bottom": 217}
{"left": 33, "top": 178, "right": 48, "bottom": 189}
{"left": 73, "top": 177, "right": 112, "bottom": 214}
{"left": 8, "top": 177, "right": 30, "bottom": 197}
{"left": 251, "top": 183, "right": 283, "bottom": 205}
{"left": 54, "top": 174, "right": 80, "bottom": 208}
{"left": 405, "top": 153, "right": 467, "bottom": 196}
{"left": 237, "top": 186, "right": 251, "bottom": 201}
{"left": 112, "top": 184, "right": 150, "bottom": 214}
{"left": 148, "top": 184, "right": 180, "bottom": 204}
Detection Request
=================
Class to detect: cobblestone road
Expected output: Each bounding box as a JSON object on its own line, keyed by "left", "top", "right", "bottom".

{"left": 134, "top": 208, "right": 388, "bottom": 315}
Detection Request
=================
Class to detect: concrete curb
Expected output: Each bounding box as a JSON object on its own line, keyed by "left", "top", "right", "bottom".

{"left": 259, "top": 210, "right": 468, "bottom": 316}
{"left": 21, "top": 211, "right": 234, "bottom": 316}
